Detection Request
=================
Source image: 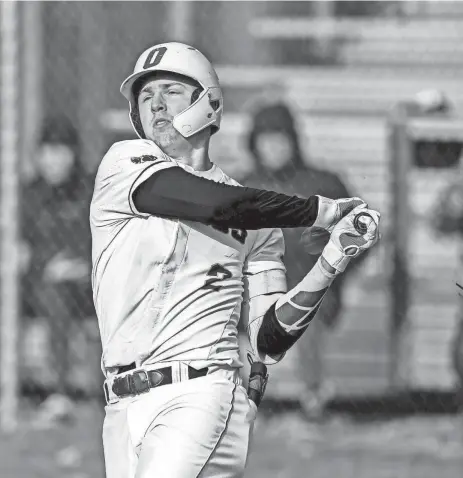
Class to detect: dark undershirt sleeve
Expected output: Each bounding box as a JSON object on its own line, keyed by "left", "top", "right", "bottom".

{"left": 132, "top": 166, "right": 319, "bottom": 230}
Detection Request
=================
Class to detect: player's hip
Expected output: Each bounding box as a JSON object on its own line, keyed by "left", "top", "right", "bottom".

{"left": 102, "top": 363, "right": 255, "bottom": 447}
{"left": 102, "top": 375, "right": 256, "bottom": 478}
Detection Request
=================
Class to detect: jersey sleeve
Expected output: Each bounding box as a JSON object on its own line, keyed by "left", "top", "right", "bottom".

{"left": 243, "top": 227, "right": 287, "bottom": 277}
{"left": 91, "top": 139, "right": 177, "bottom": 226}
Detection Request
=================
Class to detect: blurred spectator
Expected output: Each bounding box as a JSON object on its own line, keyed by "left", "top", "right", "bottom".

{"left": 433, "top": 176, "right": 463, "bottom": 392}
{"left": 243, "top": 101, "right": 367, "bottom": 420}
{"left": 20, "top": 116, "right": 96, "bottom": 422}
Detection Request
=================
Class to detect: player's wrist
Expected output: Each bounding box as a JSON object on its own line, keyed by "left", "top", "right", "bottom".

{"left": 318, "top": 256, "right": 338, "bottom": 278}
{"left": 311, "top": 196, "right": 337, "bottom": 231}
{"left": 321, "top": 239, "right": 353, "bottom": 274}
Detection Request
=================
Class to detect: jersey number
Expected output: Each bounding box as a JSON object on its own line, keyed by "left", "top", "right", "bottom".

{"left": 212, "top": 225, "right": 248, "bottom": 245}
{"left": 143, "top": 47, "right": 167, "bottom": 69}
{"left": 204, "top": 264, "right": 232, "bottom": 292}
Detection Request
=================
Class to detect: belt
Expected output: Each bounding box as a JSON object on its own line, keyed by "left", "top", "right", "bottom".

{"left": 104, "top": 363, "right": 209, "bottom": 403}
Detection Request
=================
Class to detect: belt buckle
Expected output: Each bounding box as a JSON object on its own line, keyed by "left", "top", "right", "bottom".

{"left": 130, "top": 370, "right": 150, "bottom": 395}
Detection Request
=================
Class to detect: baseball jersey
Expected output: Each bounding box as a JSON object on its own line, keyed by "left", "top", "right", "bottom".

{"left": 90, "top": 139, "right": 285, "bottom": 377}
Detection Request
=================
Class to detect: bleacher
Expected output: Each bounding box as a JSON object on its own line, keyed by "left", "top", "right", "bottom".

{"left": 223, "top": 6, "right": 463, "bottom": 397}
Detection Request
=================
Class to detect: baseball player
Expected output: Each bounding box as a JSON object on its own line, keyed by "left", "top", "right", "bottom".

{"left": 90, "top": 42, "right": 381, "bottom": 478}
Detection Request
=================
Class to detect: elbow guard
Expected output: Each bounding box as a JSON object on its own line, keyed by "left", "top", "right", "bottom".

{"left": 256, "top": 303, "right": 298, "bottom": 356}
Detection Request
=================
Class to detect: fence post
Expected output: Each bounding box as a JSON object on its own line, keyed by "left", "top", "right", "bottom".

{"left": 0, "top": 0, "right": 21, "bottom": 433}
{"left": 388, "top": 102, "right": 413, "bottom": 389}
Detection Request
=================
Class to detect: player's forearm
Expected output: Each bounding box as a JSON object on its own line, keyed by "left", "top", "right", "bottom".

{"left": 274, "top": 257, "right": 336, "bottom": 326}
{"left": 256, "top": 257, "right": 337, "bottom": 356}
{"left": 132, "top": 166, "right": 319, "bottom": 229}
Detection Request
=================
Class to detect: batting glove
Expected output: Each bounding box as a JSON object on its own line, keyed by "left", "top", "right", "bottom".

{"left": 312, "top": 196, "right": 368, "bottom": 233}
{"left": 301, "top": 196, "right": 368, "bottom": 255}
{"left": 321, "top": 206, "right": 381, "bottom": 274}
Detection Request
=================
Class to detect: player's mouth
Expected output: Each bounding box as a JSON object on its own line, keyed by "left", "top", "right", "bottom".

{"left": 153, "top": 118, "right": 171, "bottom": 129}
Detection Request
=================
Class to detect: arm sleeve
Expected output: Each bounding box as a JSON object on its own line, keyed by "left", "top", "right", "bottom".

{"left": 91, "top": 140, "right": 177, "bottom": 227}
{"left": 133, "top": 166, "right": 319, "bottom": 230}
{"left": 241, "top": 228, "right": 288, "bottom": 364}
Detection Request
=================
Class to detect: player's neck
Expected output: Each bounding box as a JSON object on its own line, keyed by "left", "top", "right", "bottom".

{"left": 175, "top": 149, "right": 213, "bottom": 171}
{"left": 165, "top": 130, "right": 213, "bottom": 171}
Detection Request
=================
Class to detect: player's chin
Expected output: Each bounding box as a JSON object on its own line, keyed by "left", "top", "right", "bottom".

{"left": 150, "top": 128, "right": 179, "bottom": 149}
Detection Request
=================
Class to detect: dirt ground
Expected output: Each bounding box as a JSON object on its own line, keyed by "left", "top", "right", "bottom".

{"left": 1, "top": 397, "right": 462, "bottom": 478}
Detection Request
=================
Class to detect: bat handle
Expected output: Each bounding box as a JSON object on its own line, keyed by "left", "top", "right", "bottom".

{"left": 353, "top": 212, "right": 373, "bottom": 234}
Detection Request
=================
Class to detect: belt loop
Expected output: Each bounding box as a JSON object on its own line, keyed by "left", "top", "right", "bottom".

{"left": 180, "top": 363, "right": 189, "bottom": 382}
{"left": 171, "top": 362, "right": 181, "bottom": 383}
{"left": 103, "top": 381, "right": 119, "bottom": 405}
{"left": 233, "top": 369, "right": 242, "bottom": 386}
{"left": 103, "top": 382, "right": 110, "bottom": 404}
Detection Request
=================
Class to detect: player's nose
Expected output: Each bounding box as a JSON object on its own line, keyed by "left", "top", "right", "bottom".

{"left": 151, "top": 92, "right": 166, "bottom": 113}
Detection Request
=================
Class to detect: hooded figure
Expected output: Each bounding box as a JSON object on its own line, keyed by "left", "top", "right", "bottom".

{"left": 245, "top": 102, "right": 354, "bottom": 291}
{"left": 21, "top": 116, "right": 95, "bottom": 401}
{"left": 244, "top": 102, "right": 365, "bottom": 419}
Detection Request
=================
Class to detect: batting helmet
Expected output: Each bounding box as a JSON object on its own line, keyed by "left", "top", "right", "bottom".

{"left": 120, "top": 42, "right": 223, "bottom": 139}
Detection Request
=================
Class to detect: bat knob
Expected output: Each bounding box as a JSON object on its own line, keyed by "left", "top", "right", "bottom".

{"left": 353, "top": 212, "right": 372, "bottom": 234}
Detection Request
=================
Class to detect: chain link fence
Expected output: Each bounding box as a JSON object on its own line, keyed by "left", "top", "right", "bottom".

{"left": 2, "top": 1, "right": 463, "bottom": 477}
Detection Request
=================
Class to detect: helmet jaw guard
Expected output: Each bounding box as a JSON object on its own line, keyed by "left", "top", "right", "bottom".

{"left": 172, "top": 87, "right": 222, "bottom": 138}
{"left": 120, "top": 42, "right": 223, "bottom": 139}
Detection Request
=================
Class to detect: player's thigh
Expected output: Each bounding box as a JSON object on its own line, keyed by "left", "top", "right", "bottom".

{"left": 102, "top": 403, "right": 138, "bottom": 478}
{"left": 199, "top": 384, "right": 257, "bottom": 478}
{"left": 135, "top": 380, "right": 256, "bottom": 478}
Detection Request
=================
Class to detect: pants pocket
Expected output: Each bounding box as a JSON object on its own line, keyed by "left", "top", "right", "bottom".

{"left": 237, "top": 385, "right": 258, "bottom": 422}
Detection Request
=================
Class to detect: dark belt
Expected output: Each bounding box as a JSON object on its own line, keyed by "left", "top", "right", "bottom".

{"left": 107, "top": 363, "right": 209, "bottom": 399}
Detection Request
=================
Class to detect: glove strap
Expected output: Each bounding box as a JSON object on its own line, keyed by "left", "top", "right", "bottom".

{"left": 321, "top": 240, "right": 354, "bottom": 273}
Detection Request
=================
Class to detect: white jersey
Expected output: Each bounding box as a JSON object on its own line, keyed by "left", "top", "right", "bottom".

{"left": 90, "top": 139, "right": 285, "bottom": 377}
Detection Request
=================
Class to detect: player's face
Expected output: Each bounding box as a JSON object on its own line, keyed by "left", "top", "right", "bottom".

{"left": 136, "top": 72, "right": 199, "bottom": 150}
{"left": 255, "top": 131, "right": 294, "bottom": 172}
{"left": 37, "top": 144, "right": 75, "bottom": 185}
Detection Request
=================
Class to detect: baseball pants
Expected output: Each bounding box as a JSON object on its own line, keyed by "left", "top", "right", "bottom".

{"left": 102, "top": 366, "right": 257, "bottom": 478}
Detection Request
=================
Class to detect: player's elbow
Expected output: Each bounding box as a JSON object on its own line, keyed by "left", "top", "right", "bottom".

{"left": 256, "top": 303, "right": 298, "bottom": 356}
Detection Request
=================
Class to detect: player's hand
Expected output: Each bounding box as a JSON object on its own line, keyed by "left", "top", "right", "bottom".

{"left": 301, "top": 196, "right": 368, "bottom": 254}
{"left": 320, "top": 206, "right": 380, "bottom": 274}
{"left": 312, "top": 196, "right": 368, "bottom": 232}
